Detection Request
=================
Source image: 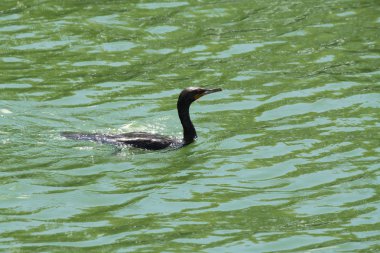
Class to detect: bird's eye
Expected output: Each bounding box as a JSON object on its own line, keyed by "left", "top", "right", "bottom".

{"left": 194, "top": 92, "right": 203, "bottom": 100}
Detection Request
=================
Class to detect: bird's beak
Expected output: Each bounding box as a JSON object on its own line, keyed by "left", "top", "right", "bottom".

{"left": 194, "top": 88, "right": 222, "bottom": 100}
{"left": 203, "top": 88, "right": 222, "bottom": 95}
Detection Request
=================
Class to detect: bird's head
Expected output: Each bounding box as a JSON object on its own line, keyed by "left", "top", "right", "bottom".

{"left": 178, "top": 87, "right": 222, "bottom": 105}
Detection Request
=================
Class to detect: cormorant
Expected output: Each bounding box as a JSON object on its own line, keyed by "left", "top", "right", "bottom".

{"left": 61, "top": 87, "right": 222, "bottom": 150}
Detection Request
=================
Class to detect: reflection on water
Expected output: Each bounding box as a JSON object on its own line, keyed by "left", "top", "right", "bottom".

{"left": 1, "top": 0, "right": 380, "bottom": 252}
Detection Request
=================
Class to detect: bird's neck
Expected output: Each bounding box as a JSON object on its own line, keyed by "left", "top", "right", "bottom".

{"left": 178, "top": 103, "right": 197, "bottom": 144}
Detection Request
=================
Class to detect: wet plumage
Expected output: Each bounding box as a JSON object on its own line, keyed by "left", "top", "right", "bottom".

{"left": 61, "top": 87, "right": 222, "bottom": 150}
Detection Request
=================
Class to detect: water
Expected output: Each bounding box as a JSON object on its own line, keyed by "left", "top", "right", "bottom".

{"left": 1, "top": 0, "right": 380, "bottom": 252}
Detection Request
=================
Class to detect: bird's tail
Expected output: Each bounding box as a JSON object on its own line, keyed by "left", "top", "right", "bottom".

{"left": 60, "top": 131, "right": 118, "bottom": 144}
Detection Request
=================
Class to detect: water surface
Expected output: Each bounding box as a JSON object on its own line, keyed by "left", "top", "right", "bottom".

{"left": 1, "top": 0, "right": 380, "bottom": 252}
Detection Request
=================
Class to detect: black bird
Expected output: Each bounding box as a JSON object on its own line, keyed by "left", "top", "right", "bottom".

{"left": 61, "top": 87, "right": 222, "bottom": 150}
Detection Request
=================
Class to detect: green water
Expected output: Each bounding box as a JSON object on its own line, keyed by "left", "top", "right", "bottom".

{"left": 1, "top": 0, "right": 380, "bottom": 252}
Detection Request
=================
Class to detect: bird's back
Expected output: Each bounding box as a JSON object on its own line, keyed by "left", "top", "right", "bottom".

{"left": 61, "top": 131, "right": 181, "bottom": 150}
